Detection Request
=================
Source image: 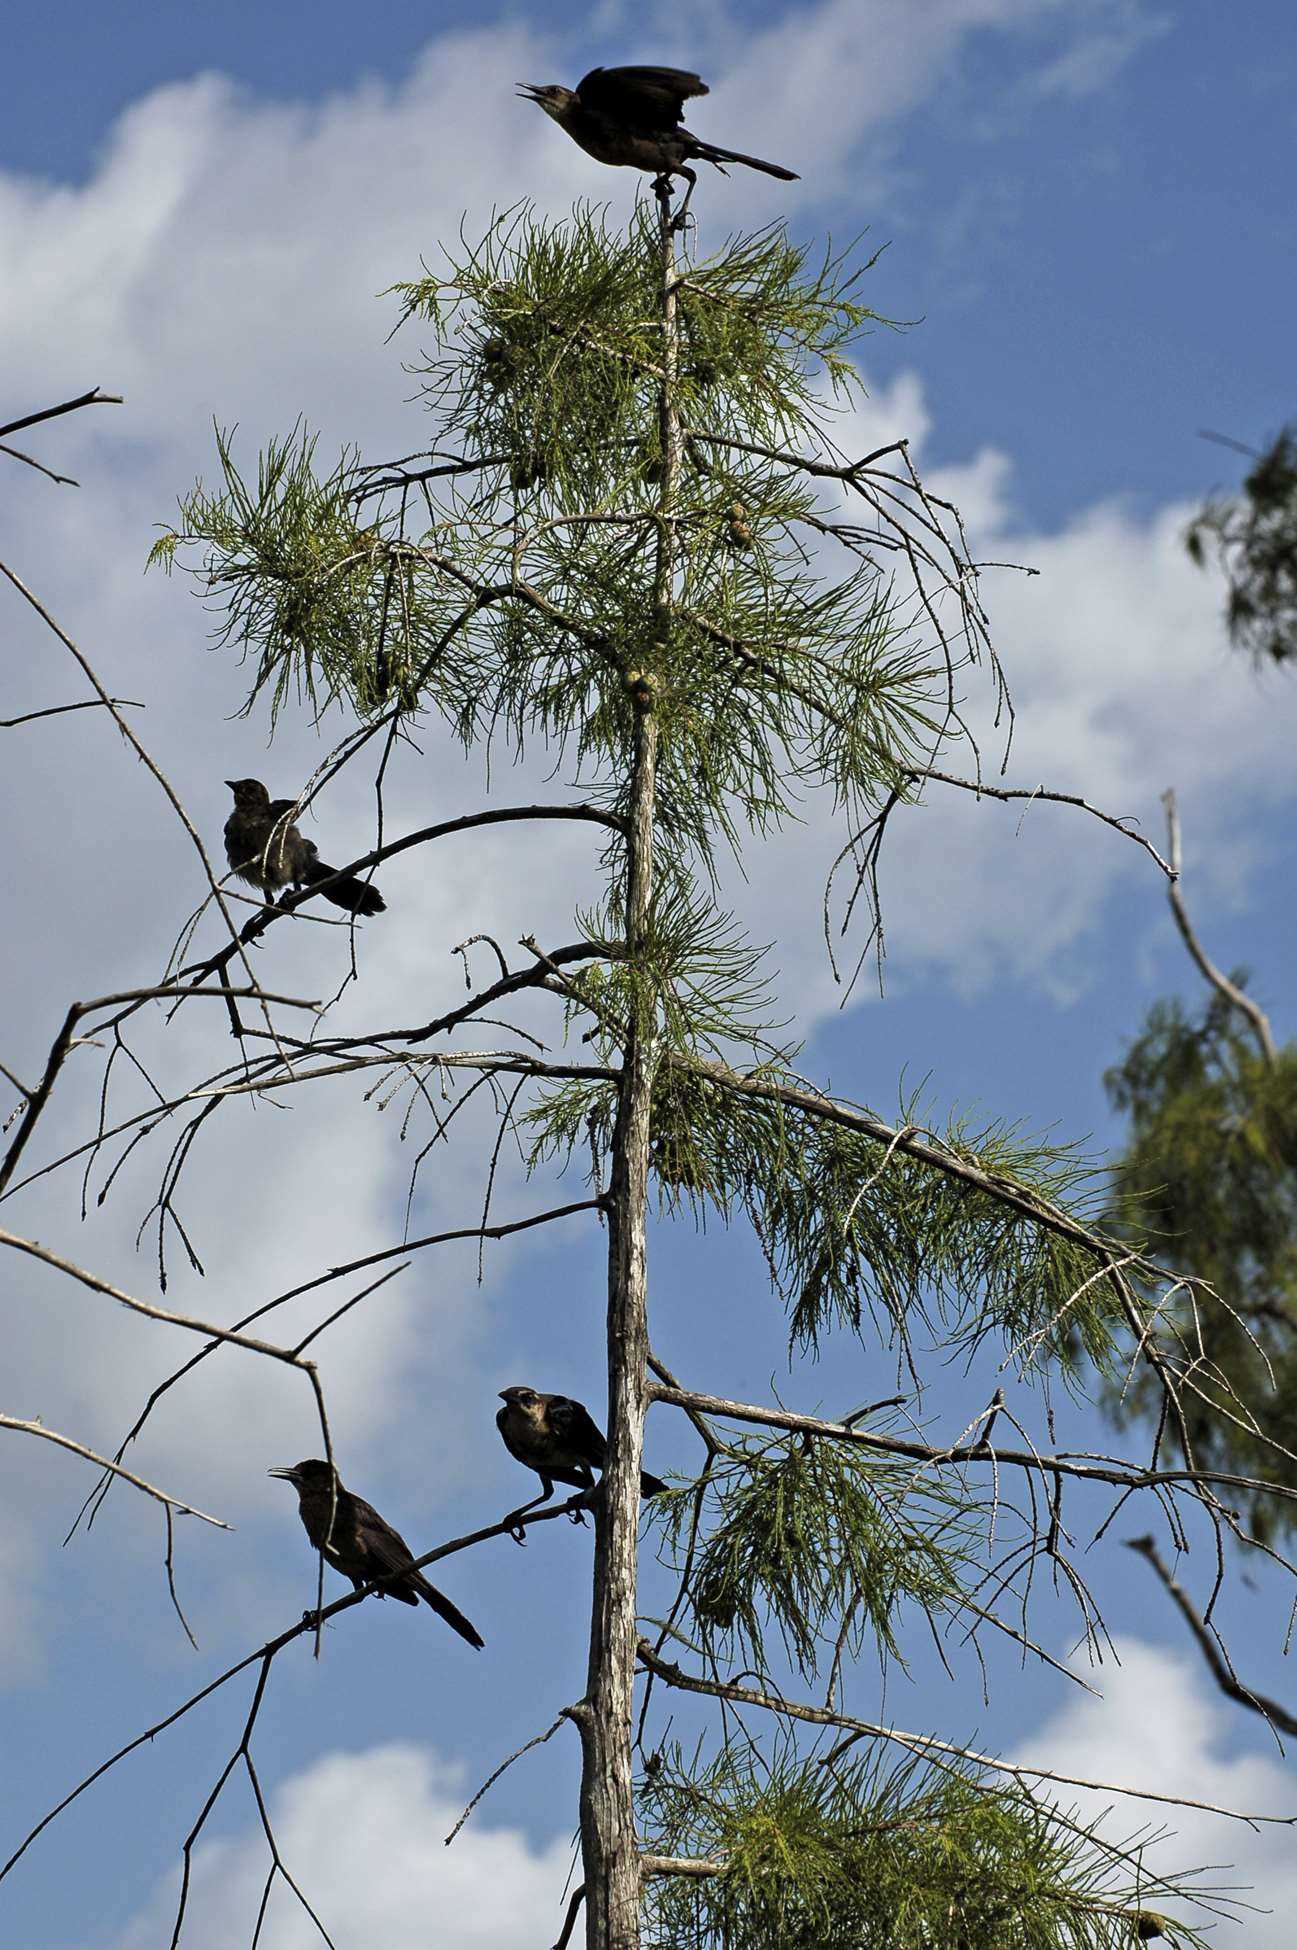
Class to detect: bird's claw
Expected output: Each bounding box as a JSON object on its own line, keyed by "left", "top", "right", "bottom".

{"left": 505, "top": 1511, "right": 529, "bottom": 1545}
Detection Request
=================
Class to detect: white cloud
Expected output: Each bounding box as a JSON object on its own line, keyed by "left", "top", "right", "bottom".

{"left": 115, "top": 1742, "right": 575, "bottom": 1950}
{"left": 1026, "top": 0, "right": 1172, "bottom": 98}
{"left": 1015, "top": 1636, "right": 1297, "bottom": 1948}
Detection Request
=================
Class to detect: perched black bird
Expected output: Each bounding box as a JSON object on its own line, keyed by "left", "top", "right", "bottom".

{"left": 496, "top": 1385, "right": 667, "bottom": 1538}
{"left": 224, "top": 779, "right": 385, "bottom": 917}
{"left": 269, "top": 1459, "right": 483, "bottom": 1648}
{"left": 518, "top": 67, "right": 797, "bottom": 215}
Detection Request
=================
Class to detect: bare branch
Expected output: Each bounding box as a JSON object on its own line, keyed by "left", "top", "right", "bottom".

{"left": 0, "top": 1227, "right": 328, "bottom": 1375}
{"left": 1162, "top": 789, "right": 1277, "bottom": 1065}
{"left": 0, "top": 1415, "right": 228, "bottom": 1527}
{"left": 1126, "top": 1534, "right": 1297, "bottom": 1739}
{"left": 906, "top": 768, "right": 1176, "bottom": 878}
{"left": 0, "top": 388, "right": 123, "bottom": 442}
{"left": 637, "top": 1640, "right": 1297, "bottom": 1827}
{"left": 172, "top": 804, "right": 624, "bottom": 1001}
{"left": 0, "top": 442, "right": 79, "bottom": 487}
{"left": 640, "top": 1854, "right": 727, "bottom": 1878}
{"left": 0, "top": 557, "right": 287, "bottom": 1052}
{"left": 444, "top": 1712, "right": 569, "bottom": 1845}
{"left": 648, "top": 1381, "right": 1297, "bottom": 1510}
{"left": 1, "top": 696, "right": 144, "bottom": 729}
{"left": 552, "top": 1884, "right": 586, "bottom": 1950}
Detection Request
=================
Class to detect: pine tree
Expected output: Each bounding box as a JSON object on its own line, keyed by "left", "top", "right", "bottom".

{"left": 9, "top": 192, "right": 1281, "bottom": 1948}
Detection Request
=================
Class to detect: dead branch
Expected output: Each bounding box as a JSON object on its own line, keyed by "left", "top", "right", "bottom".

{"left": 1126, "top": 1534, "right": 1297, "bottom": 1739}
{"left": 648, "top": 1381, "right": 1297, "bottom": 1511}
{"left": 1, "top": 697, "right": 144, "bottom": 729}
{"left": 636, "top": 1640, "right": 1297, "bottom": 1827}
{"left": 0, "top": 388, "right": 122, "bottom": 443}
{"left": 1162, "top": 789, "right": 1277, "bottom": 1065}
{"left": 0, "top": 1415, "right": 227, "bottom": 1527}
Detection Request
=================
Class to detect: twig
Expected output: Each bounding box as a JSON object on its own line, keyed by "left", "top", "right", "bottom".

{"left": 0, "top": 388, "right": 123, "bottom": 441}
{"left": 0, "top": 556, "right": 288, "bottom": 1057}
{"left": 0, "top": 442, "right": 78, "bottom": 486}
{"left": 1, "top": 696, "right": 144, "bottom": 729}
{"left": 909, "top": 769, "right": 1176, "bottom": 878}
{"left": 162, "top": 1503, "right": 200, "bottom": 1650}
{"left": 70, "top": 1196, "right": 602, "bottom": 1540}
{"left": 0, "top": 1415, "right": 227, "bottom": 1527}
{"left": 1126, "top": 1534, "right": 1297, "bottom": 1739}
{"left": 443, "top": 1712, "right": 568, "bottom": 1845}
{"left": 1162, "top": 790, "right": 1276, "bottom": 1065}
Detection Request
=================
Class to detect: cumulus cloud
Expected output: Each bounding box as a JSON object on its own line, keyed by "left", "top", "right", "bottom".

{"left": 114, "top": 1743, "right": 575, "bottom": 1950}
{"left": 1014, "top": 1637, "right": 1297, "bottom": 1949}
{"left": 702, "top": 362, "right": 1288, "bottom": 1013}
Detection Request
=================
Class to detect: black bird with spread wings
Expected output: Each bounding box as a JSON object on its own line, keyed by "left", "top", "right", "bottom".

{"left": 496, "top": 1385, "right": 667, "bottom": 1540}
{"left": 269, "top": 1459, "right": 483, "bottom": 1648}
{"left": 518, "top": 66, "right": 797, "bottom": 215}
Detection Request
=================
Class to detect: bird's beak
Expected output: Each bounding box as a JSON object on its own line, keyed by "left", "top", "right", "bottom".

{"left": 516, "top": 84, "right": 544, "bottom": 102}
{"left": 498, "top": 1390, "right": 510, "bottom": 1402}
{"left": 225, "top": 779, "right": 238, "bottom": 790}
{"left": 267, "top": 1466, "right": 297, "bottom": 1481}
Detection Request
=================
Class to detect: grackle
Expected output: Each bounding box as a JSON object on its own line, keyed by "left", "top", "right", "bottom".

{"left": 269, "top": 1459, "right": 483, "bottom": 1647}
{"left": 518, "top": 67, "right": 797, "bottom": 218}
{"left": 496, "top": 1385, "right": 666, "bottom": 1539}
{"left": 224, "top": 779, "right": 385, "bottom": 917}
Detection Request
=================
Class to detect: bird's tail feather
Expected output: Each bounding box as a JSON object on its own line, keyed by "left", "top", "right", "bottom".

{"left": 416, "top": 1574, "right": 485, "bottom": 1648}
{"left": 305, "top": 857, "right": 386, "bottom": 917}
{"left": 692, "top": 139, "right": 798, "bottom": 182}
{"left": 640, "top": 1469, "right": 668, "bottom": 1498}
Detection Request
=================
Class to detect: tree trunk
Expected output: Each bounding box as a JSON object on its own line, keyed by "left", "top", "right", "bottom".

{"left": 578, "top": 182, "right": 681, "bottom": 1950}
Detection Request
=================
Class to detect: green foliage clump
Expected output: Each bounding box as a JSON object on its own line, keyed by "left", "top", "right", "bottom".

{"left": 640, "top": 1747, "right": 1209, "bottom": 1949}
{"left": 157, "top": 206, "right": 955, "bottom": 886}
{"left": 149, "top": 427, "right": 451, "bottom": 722}
{"left": 1186, "top": 424, "right": 1297, "bottom": 666}
{"left": 656, "top": 1430, "right": 972, "bottom": 1678}
{"left": 1103, "top": 985, "right": 1297, "bottom": 1535}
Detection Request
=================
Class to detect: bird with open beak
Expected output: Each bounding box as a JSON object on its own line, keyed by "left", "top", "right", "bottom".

{"left": 518, "top": 66, "right": 797, "bottom": 218}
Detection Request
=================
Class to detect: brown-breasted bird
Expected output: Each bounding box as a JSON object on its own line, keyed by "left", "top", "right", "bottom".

{"left": 496, "top": 1386, "right": 667, "bottom": 1539}
{"left": 517, "top": 67, "right": 797, "bottom": 217}
{"left": 224, "top": 779, "right": 385, "bottom": 917}
{"left": 269, "top": 1459, "right": 483, "bottom": 1648}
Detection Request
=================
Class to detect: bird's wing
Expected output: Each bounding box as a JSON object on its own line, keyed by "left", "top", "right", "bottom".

{"left": 547, "top": 1394, "right": 608, "bottom": 1468}
{"left": 575, "top": 66, "right": 708, "bottom": 131}
{"left": 349, "top": 1494, "right": 417, "bottom": 1579}
{"left": 493, "top": 1404, "right": 522, "bottom": 1466}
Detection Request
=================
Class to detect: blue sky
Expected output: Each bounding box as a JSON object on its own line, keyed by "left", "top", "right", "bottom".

{"left": 2, "top": 4, "right": 1295, "bottom": 1947}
